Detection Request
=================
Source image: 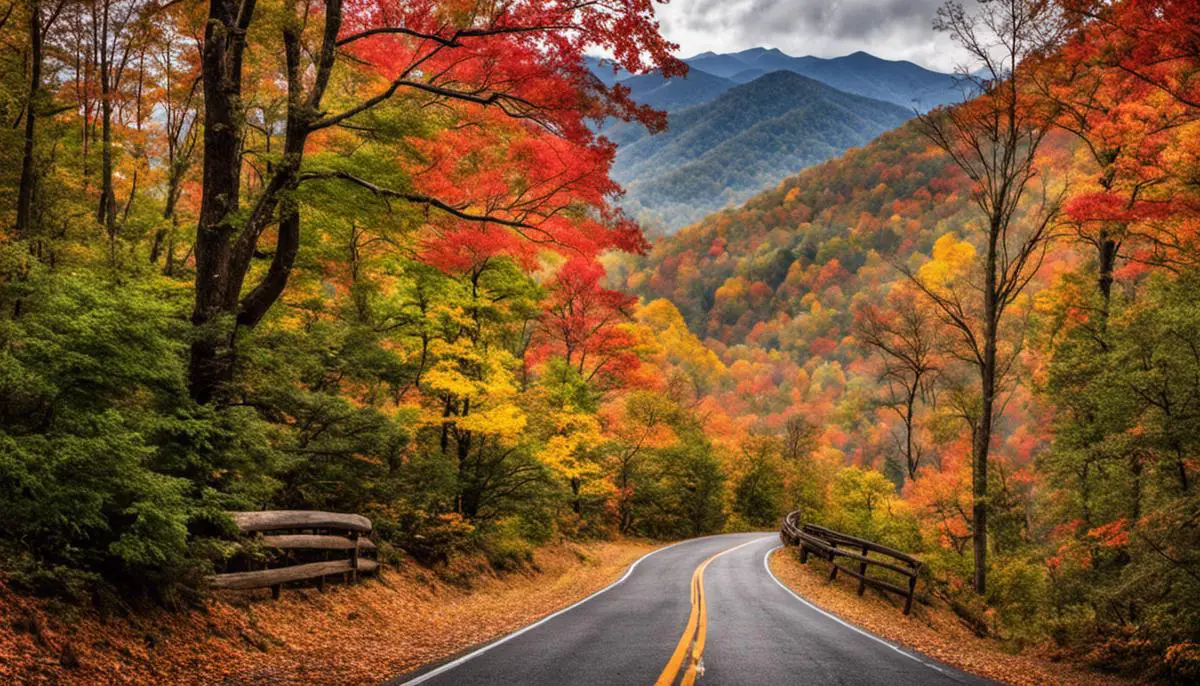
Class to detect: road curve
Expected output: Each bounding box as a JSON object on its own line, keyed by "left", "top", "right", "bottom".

{"left": 390, "top": 533, "right": 993, "bottom": 685}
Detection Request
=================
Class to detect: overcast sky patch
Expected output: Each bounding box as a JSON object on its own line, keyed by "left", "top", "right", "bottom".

{"left": 654, "top": 0, "right": 972, "bottom": 73}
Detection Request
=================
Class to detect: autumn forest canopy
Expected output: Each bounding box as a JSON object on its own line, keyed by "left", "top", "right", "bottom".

{"left": 1, "top": 0, "right": 1199, "bottom": 681}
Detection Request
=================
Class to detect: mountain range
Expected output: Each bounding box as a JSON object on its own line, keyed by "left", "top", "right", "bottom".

{"left": 615, "top": 116, "right": 964, "bottom": 341}
{"left": 607, "top": 71, "right": 913, "bottom": 232}
{"left": 590, "top": 48, "right": 962, "bottom": 114}
{"left": 683, "top": 48, "right": 962, "bottom": 111}
{"left": 587, "top": 48, "right": 962, "bottom": 232}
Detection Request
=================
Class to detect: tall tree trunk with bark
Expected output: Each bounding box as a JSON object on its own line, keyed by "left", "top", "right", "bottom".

{"left": 16, "top": 0, "right": 44, "bottom": 238}
{"left": 914, "top": 0, "right": 1066, "bottom": 595}
{"left": 189, "top": 0, "right": 254, "bottom": 403}
{"left": 973, "top": 226, "right": 1000, "bottom": 595}
{"left": 190, "top": 0, "right": 339, "bottom": 402}
{"left": 187, "top": 0, "right": 648, "bottom": 403}
{"left": 95, "top": 0, "right": 117, "bottom": 239}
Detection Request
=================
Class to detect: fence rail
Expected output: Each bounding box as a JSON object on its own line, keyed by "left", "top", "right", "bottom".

{"left": 209, "top": 510, "right": 380, "bottom": 598}
{"left": 780, "top": 512, "right": 921, "bottom": 615}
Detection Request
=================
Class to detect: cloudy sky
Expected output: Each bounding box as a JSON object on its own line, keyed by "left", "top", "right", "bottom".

{"left": 654, "top": 0, "right": 973, "bottom": 73}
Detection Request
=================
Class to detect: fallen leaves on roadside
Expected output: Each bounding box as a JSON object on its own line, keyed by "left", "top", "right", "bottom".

{"left": 768, "top": 548, "right": 1133, "bottom": 686}
{"left": 0, "top": 540, "right": 657, "bottom": 685}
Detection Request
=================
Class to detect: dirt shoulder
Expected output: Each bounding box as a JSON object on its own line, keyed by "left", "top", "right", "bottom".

{"left": 767, "top": 547, "right": 1133, "bottom": 686}
{"left": 0, "top": 539, "right": 659, "bottom": 685}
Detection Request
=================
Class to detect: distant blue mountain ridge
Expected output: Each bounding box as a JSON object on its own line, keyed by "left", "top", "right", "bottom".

{"left": 588, "top": 47, "right": 963, "bottom": 114}
{"left": 583, "top": 49, "right": 961, "bottom": 233}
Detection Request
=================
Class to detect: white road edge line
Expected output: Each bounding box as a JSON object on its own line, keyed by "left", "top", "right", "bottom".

{"left": 396, "top": 533, "right": 758, "bottom": 685}
{"left": 761, "top": 544, "right": 949, "bottom": 675}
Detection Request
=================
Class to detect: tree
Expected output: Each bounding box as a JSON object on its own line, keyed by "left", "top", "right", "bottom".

{"left": 734, "top": 432, "right": 785, "bottom": 527}
{"left": 634, "top": 423, "right": 725, "bottom": 538}
{"left": 187, "top": 0, "right": 682, "bottom": 403}
{"left": 14, "top": 0, "right": 68, "bottom": 239}
{"left": 602, "top": 389, "right": 678, "bottom": 534}
{"left": 1030, "top": 10, "right": 1192, "bottom": 330}
{"left": 910, "top": 0, "right": 1067, "bottom": 594}
{"left": 855, "top": 288, "right": 941, "bottom": 485}
{"left": 538, "top": 256, "right": 639, "bottom": 389}
{"left": 417, "top": 243, "right": 542, "bottom": 519}
{"left": 527, "top": 358, "right": 604, "bottom": 520}
{"left": 145, "top": 7, "right": 200, "bottom": 269}
{"left": 1057, "top": 0, "right": 1200, "bottom": 274}
{"left": 89, "top": 0, "right": 155, "bottom": 244}
{"left": 1063, "top": 0, "right": 1200, "bottom": 111}
{"left": 832, "top": 466, "right": 898, "bottom": 530}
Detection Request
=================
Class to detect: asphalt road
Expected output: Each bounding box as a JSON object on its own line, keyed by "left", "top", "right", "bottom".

{"left": 390, "top": 533, "right": 994, "bottom": 685}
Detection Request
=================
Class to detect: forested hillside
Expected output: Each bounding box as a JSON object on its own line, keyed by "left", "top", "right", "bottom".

{"left": 611, "top": 69, "right": 735, "bottom": 113}
{"left": 0, "top": 0, "right": 734, "bottom": 603}
{"left": 590, "top": 47, "right": 964, "bottom": 232}
{"left": 611, "top": 0, "right": 1200, "bottom": 676}
{"left": 611, "top": 71, "right": 913, "bottom": 232}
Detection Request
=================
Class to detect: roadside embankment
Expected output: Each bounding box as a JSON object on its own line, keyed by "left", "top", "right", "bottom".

{"left": 0, "top": 539, "right": 659, "bottom": 685}
{"left": 768, "top": 547, "right": 1131, "bottom": 686}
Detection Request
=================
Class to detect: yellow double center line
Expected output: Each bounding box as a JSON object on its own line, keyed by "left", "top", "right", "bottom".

{"left": 654, "top": 538, "right": 764, "bottom": 686}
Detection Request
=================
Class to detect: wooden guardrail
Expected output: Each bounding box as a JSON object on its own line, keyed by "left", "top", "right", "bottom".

{"left": 209, "top": 510, "right": 380, "bottom": 598}
{"left": 780, "top": 512, "right": 921, "bottom": 615}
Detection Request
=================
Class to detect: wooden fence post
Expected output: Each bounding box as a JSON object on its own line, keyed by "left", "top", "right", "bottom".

{"left": 904, "top": 573, "right": 917, "bottom": 615}
{"left": 783, "top": 517, "right": 921, "bottom": 616}
{"left": 856, "top": 545, "right": 870, "bottom": 596}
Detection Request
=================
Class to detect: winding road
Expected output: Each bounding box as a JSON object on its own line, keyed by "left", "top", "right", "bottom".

{"left": 390, "top": 533, "right": 993, "bottom": 685}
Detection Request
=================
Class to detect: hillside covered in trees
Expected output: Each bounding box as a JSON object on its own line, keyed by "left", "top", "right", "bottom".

{"left": 611, "top": 0, "right": 1200, "bottom": 677}
{"left": 609, "top": 71, "right": 914, "bottom": 232}
{"left": 0, "top": 0, "right": 737, "bottom": 601}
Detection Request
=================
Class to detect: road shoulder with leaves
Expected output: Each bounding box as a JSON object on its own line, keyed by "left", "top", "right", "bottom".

{"left": 768, "top": 547, "right": 1131, "bottom": 686}
{"left": 0, "top": 540, "right": 657, "bottom": 685}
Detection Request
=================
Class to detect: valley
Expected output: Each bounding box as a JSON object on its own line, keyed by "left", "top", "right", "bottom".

{"left": 589, "top": 47, "right": 964, "bottom": 231}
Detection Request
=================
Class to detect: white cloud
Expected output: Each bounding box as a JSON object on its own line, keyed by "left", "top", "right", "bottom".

{"left": 653, "top": 0, "right": 972, "bottom": 72}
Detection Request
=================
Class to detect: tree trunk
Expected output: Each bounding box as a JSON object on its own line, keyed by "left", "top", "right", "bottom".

{"left": 149, "top": 188, "right": 176, "bottom": 264}
{"left": 189, "top": 0, "right": 254, "bottom": 403}
{"left": 1097, "top": 230, "right": 1118, "bottom": 329}
{"left": 570, "top": 477, "right": 582, "bottom": 514}
{"left": 96, "top": 0, "right": 116, "bottom": 241}
{"left": 189, "top": 0, "right": 338, "bottom": 403}
{"left": 618, "top": 459, "right": 634, "bottom": 534}
{"left": 152, "top": 39, "right": 189, "bottom": 266}
{"left": 974, "top": 228, "right": 1000, "bottom": 596}
{"left": 15, "top": 0, "right": 43, "bottom": 238}
{"left": 905, "top": 384, "right": 918, "bottom": 481}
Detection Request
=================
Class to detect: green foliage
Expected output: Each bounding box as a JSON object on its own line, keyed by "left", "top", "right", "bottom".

{"left": 733, "top": 437, "right": 786, "bottom": 528}
{"left": 1034, "top": 270, "right": 1200, "bottom": 676}
{"left": 477, "top": 517, "right": 537, "bottom": 571}
{"left": 823, "top": 466, "right": 919, "bottom": 551}
{"left": 984, "top": 553, "right": 1049, "bottom": 641}
{"left": 630, "top": 424, "right": 727, "bottom": 538}
{"left": 0, "top": 267, "right": 208, "bottom": 597}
